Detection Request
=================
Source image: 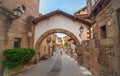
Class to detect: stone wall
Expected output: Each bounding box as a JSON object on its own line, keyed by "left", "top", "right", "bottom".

{"left": 0, "top": 0, "right": 39, "bottom": 18}
{"left": 0, "top": 0, "right": 39, "bottom": 75}
{"left": 92, "top": 0, "right": 120, "bottom": 75}
{"left": 39, "top": 37, "right": 53, "bottom": 59}
{"left": 77, "top": 38, "right": 120, "bottom": 76}
{"left": 79, "top": 0, "right": 120, "bottom": 76}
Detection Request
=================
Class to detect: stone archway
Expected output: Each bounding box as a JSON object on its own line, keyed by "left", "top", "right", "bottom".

{"left": 33, "top": 10, "right": 91, "bottom": 63}
{"left": 35, "top": 28, "right": 79, "bottom": 51}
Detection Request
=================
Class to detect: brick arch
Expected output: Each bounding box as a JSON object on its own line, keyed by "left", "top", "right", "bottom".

{"left": 35, "top": 28, "right": 80, "bottom": 51}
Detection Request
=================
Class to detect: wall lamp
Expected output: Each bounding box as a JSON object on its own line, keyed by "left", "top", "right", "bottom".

{"left": 79, "top": 26, "right": 84, "bottom": 37}
{"left": 13, "top": 6, "right": 24, "bottom": 17}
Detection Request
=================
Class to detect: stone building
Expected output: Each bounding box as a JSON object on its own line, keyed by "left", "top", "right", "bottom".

{"left": 74, "top": 6, "right": 90, "bottom": 22}
{"left": 0, "top": 0, "right": 40, "bottom": 75}
{"left": 77, "top": 0, "right": 120, "bottom": 76}
{"left": 63, "top": 36, "right": 71, "bottom": 42}
{"left": 56, "top": 37, "right": 63, "bottom": 47}
{"left": 63, "top": 35, "right": 71, "bottom": 54}
{"left": 39, "top": 34, "right": 57, "bottom": 59}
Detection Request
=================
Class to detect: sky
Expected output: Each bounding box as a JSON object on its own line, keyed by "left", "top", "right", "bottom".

{"left": 39, "top": 0, "right": 86, "bottom": 15}
{"left": 55, "top": 33, "right": 67, "bottom": 37}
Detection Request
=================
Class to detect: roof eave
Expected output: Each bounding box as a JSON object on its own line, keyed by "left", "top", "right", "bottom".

{"left": 33, "top": 10, "right": 91, "bottom": 27}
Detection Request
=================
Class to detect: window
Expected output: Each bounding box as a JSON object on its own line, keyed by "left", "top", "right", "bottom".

{"left": 48, "top": 46, "right": 50, "bottom": 55}
{"left": 117, "top": 8, "right": 120, "bottom": 35}
{"left": 14, "top": 38, "right": 21, "bottom": 48}
{"left": 44, "top": 46, "right": 46, "bottom": 52}
{"left": 100, "top": 25, "right": 107, "bottom": 39}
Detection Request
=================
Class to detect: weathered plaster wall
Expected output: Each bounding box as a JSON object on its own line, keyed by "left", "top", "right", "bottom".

{"left": 35, "top": 14, "right": 89, "bottom": 46}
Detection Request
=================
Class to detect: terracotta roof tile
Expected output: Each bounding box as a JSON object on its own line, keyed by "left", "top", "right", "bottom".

{"left": 33, "top": 9, "right": 91, "bottom": 27}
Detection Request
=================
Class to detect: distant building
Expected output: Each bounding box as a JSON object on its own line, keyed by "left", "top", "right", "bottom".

{"left": 56, "top": 37, "right": 63, "bottom": 46}
{"left": 63, "top": 36, "right": 71, "bottom": 42}
{"left": 74, "top": 6, "right": 90, "bottom": 22}
{"left": 39, "top": 34, "right": 57, "bottom": 59}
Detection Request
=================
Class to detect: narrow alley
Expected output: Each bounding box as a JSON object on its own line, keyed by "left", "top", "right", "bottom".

{"left": 0, "top": 0, "right": 120, "bottom": 76}
{"left": 15, "top": 51, "right": 93, "bottom": 76}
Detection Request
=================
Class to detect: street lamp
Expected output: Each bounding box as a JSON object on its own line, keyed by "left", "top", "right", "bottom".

{"left": 79, "top": 26, "right": 84, "bottom": 37}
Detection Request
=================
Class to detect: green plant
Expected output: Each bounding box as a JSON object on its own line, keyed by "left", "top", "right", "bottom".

{"left": 77, "top": 42, "right": 81, "bottom": 47}
{"left": 64, "top": 41, "right": 69, "bottom": 47}
{"left": 2, "top": 48, "right": 35, "bottom": 69}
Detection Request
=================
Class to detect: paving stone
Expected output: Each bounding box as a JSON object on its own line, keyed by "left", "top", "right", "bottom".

{"left": 15, "top": 51, "right": 93, "bottom": 76}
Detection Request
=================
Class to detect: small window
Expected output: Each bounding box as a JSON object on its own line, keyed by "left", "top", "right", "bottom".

{"left": 44, "top": 46, "right": 46, "bottom": 52}
{"left": 117, "top": 8, "right": 120, "bottom": 35}
{"left": 48, "top": 46, "right": 50, "bottom": 54}
{"left": 14, "top": 38, "right": 21, "bottom": 48}
{"left": 100, "top": 25, "right": 107, "bottom": 39}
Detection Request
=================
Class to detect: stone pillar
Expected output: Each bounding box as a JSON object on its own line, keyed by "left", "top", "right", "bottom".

{"left": 33, "top": 47, "right": 40, "bottom": 64}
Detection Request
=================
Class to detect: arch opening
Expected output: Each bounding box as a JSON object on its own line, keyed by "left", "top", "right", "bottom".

{"left": 35, "top": 28, "right": 80, "bottom": 50}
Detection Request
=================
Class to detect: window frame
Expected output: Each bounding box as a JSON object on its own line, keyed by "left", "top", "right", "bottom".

{"left": 14, "top": 38, "right": 21, "bottom": 48}
{"left": 100, "top": 25, "right": 107, "bottom": 39}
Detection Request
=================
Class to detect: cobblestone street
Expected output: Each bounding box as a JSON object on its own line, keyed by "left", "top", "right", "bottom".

{"left": 15, "top": 51, "right": 93, "bottom": 76}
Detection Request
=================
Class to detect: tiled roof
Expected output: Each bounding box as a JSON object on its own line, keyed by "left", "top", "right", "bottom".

{"left": 33, "top": 9, "right": 91, "bottom": 27}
